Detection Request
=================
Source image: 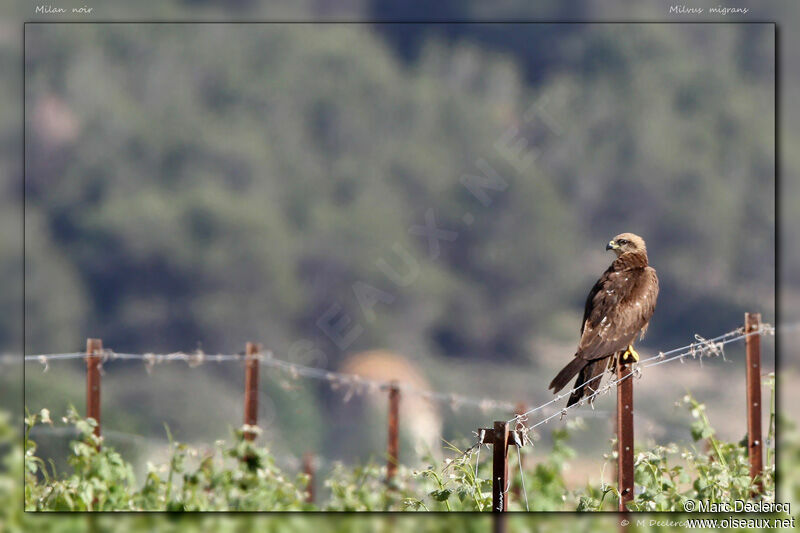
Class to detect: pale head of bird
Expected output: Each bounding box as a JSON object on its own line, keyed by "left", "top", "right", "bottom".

{"left": 606, "top": 233, "right": 646, "bottom": 257}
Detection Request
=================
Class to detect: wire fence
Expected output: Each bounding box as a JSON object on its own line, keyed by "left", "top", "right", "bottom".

{"left": 15, "top": 349, "right": 522, "bottom": 414}
{"left": 7, "top": 320, "right": 780, "bottom": 437}
{"left": 10, "top": 317, "right": 782, "bottom": 510}
{"left": 449, "top": 321, "right": 776, "bottom": 484}
{"left": 461, "top": 316, "right": 777, "bottom": 512}
{"left": 509, "top": 321, "right": 775, "bottom": 437}
{"left": 9, "top": 320, "right": 780, "bottom": 419}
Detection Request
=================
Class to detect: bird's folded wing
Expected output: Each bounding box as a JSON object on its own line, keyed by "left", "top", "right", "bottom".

{"left": 577, "top": 267, "right": 658, "bottom": 361}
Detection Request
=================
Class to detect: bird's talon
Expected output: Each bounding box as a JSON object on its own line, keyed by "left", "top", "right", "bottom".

{"left": 621, "top": 345, "right": 639, "bottom": 364}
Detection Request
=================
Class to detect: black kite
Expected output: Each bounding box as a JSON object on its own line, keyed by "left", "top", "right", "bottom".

{"left": 549, "top": 233, "right": 659, "bottom": 407}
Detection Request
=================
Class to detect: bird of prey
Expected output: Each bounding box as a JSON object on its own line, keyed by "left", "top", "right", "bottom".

{"left": 549, "top": 233, "right": 659, "bottom": 407}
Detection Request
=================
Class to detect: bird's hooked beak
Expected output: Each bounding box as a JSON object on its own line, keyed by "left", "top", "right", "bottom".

{"left": 606, "top": 240, "right": 619, "bottom": 251}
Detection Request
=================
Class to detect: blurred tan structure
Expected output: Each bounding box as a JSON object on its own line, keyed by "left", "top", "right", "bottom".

{"left": 339, "top": 350, "right": 442, "bottom": 459}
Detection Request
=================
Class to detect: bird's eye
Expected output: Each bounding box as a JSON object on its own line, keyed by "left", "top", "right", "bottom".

{"left": 618, "top": 239, "right": 628, "bottom": 245}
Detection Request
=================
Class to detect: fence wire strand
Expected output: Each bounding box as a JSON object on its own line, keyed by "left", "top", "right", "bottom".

{"left": 439, "top": 322, "right": 778, "bottom": 471}
{"left": 508, "top": 323, "right": 774, "bottom": 429}
{"left": 10, "top": 322, "right": 779, "bottom": 435}
{"left": 15, "top": 349, "right": 523, "bottom": 414}
{"left": 509, "top": 322, "right": 774, "bottom": 445}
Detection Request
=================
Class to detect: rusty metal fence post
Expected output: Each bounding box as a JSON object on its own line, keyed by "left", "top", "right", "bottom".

{"left": 303, "top": 452, "right": 315, "bottom": 503}
{"left": 745, "top": 312, "right": 763, "bottom": 495}
{"left": 387, "top": 380, "right": 400, "bottom": 483}
{"left": 492, "top": 420, "right": 510, "bottom": 512}
{"left": 85, "top": 338, "right": 103, "bottom": 441}
{"left": 479, "top": 422, "right": 523, "bottom": 512}
{"left": 243, "top": 342, "right": 260, "bottom": 441}
{"left": 616, "top": 358, "right": 634, "bottom": 511}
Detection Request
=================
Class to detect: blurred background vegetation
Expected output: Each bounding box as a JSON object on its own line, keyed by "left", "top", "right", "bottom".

{"left": 19, "top": 20, "right": 774, "bottom": 358}
{"left": 0, "top": 0, "right": 794, "bottom": 527}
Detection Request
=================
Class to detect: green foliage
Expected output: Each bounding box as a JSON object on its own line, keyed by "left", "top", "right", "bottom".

{"left": 624, "top": 390, "right": 774, "bottom": 512}
{"left": 523, "top": 425, "right": 576, "bottom": 510}
{"left": 576, "top": 380, "right": 778, "bottom": 512}
{"left": 19, "top": 382, "right": 777, "bottom": 512}
{"left": 25, "top": 407, "right": 136, "bottom": 511}
{"left": 23, "top": 407, "right": 310, "bottom": 511}
{"left": 403, "top": 443, "right": 492, "bottom": 511}
{"left": 324, "top": 461, "right": 419, "bottom": 511}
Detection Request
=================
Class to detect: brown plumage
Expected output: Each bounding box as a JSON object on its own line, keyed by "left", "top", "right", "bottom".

{"left": 549, "top": 233, "right": 659, "bottom": 407}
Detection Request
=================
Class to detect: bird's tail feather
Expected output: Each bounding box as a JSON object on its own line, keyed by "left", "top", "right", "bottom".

{"left": 566, "top": 359, "right": 606, "bottom": 407}
{"left": 549, "top": 357, "right": 586, "bottom": 394}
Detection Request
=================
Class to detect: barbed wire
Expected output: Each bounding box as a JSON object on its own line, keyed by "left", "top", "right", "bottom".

{"left": 6, "top": 321, "right": 781, "bottom": 429}
{"left": 259, "top": 354, "right": 523, "bottom": 413}
{"left": 510, "top": 322, "right": 775, "bottom": 445}
{"left": 14, "top": 349, "right": 524, "bottom": 415}
{"left": 14, "top": 321, "right": 781, "bottom": 488}
{"left": 434, "top": 322, "right": 779, "bottom": 473}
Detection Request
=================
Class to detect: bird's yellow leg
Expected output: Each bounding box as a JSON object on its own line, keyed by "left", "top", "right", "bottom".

{"left": 621, "top": 344, "right": 639, "bottom": 364}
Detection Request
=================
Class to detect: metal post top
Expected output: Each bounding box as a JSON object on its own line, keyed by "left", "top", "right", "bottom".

{"left": 745, "top": 312, "right": 762, "bottom": 332}
{"left": 480, "top": 428, "right": 524, "bottom": 446}
{"left": 86, "top": 338, "right": 103, "bottom": 354}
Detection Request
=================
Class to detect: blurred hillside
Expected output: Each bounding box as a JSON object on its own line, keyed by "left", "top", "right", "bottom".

{"left": 9, "top": 14, "right": 776, "bottom": 481}
{"left": 21, "top": 23, "right": 774, "bottom": 362}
